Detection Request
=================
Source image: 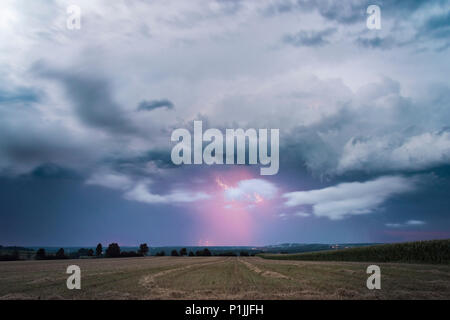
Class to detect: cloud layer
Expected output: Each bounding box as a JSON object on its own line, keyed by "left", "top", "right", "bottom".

{"left": 283, "top": 176, "right": 417, "bottom": 220}
{"left": 1, "top": 0, "right": 449, "bottom": 179}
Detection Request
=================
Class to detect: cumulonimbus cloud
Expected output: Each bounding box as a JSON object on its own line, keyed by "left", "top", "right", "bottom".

{"left": 283, "top": 176, "right": 418, "bottom": 220}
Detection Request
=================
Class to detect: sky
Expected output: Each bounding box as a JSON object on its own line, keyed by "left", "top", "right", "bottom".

{"left": 1, "top": 0, "right": 450, "bottom": 246}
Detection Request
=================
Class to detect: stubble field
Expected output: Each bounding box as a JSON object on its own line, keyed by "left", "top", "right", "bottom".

{"left": 1, "top": 256, "right": 449, "bottom": 300}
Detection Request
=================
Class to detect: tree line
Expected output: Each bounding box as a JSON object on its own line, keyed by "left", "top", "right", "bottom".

{"left": 34, "top": 243, "right": 150, "bottom": 260}
{"left": 2, "top": 243, "right": 254, "bottom": 261}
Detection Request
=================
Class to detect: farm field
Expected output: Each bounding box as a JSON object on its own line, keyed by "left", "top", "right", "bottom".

{"left": 259, "top": 240, "right": 450, "bottom": 264}
{"left": 1, "top": 256, "right": 450, "bottom": 300}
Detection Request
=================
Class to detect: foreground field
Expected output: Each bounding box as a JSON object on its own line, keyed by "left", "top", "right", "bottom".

{"left": 1, "top": 257, "right": 450, "bottom": 299}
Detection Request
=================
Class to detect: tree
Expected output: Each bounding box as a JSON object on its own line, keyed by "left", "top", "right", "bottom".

{"left": 188, "top": 251, "right": 195, "bottom": 256}
{"left": 95, "top": 243, "right": 103, "bottom": 257}
{"left": 179, "top": 248, "right": 187, "bottom": 256}
{"left": 139, "top": 243, "right": 149, "bottom": 256}
{"left": 155, "top": 251, "right": 165, "bottom": 256}
{"left": 56, "top": 248, "right": 66, "bottom": 259}
{"left": 106, "top": 243, "right": 121, "bottom": 258}
{"left": 35, "top": 248, "right": 46, "bottom": 260}
{"left": 171, "top": 249, "right": 179, "bottom": 256}
{"left": 87, "top": 249, "right": 94, "bottom": 256}
{"left": 240, "top": 251, "right": 249, "bottom": 257}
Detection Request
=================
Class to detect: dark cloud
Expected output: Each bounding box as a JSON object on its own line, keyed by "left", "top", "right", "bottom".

{"left": 380, "top": 0, "right": 432, "bottom": 16}
{"left": 0, "top": 101, "right": 95, "bottom": 175}
{"left": 28, "top": 163, "right": 79, "bottom": 180}
{"left": 417, "top": 11, "right": 450, "bottom": 50}
{"left": 422, "top": 11, "right": 450, "bottom": 38}
{"left": 283, "top": 28, "right": 337, "bottom": 47}
{"left": 137, "top": 99, "right": 174, "bottom": 112}
{"left": 32, "top": 63, "right": 136, "bottom": 134}
{"left": 109, "top": 149, "right": 178, "bottom": 174}
{"left": 0, "top": 63, "right": 143, "bottom": 175}
{"left": 0, "top": 88, "right": 40, "bottom": 104}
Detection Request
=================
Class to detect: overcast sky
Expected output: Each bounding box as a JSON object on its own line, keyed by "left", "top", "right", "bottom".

{"left": 1, "top": 0, "right": 450, "bottom": 246}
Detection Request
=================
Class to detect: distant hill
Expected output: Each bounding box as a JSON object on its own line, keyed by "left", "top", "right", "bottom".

{"left": 259, "top": 239, "right": 450, "bottom": 264}
{"left": 145, "top": 243, "right": 378, "bottom": 256}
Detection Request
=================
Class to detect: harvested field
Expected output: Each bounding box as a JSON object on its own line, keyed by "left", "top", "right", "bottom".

{"left": 1, "top": 256, "right": 449, "bottom": 300}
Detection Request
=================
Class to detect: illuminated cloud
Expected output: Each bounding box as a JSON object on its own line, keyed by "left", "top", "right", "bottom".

{"left": 224, "top": 179, "right": 278, "bottom": 203}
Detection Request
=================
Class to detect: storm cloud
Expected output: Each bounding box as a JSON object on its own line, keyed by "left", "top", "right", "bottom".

{"left": 33, "top": 63, "right": 136, "bottom": 134}
{"left": 0, "top": 0, "right": 449, "bottom": 245}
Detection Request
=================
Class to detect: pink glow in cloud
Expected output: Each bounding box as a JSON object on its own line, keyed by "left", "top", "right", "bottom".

{"left": 190, "top": 168, "right": 280, "bottom": 245}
